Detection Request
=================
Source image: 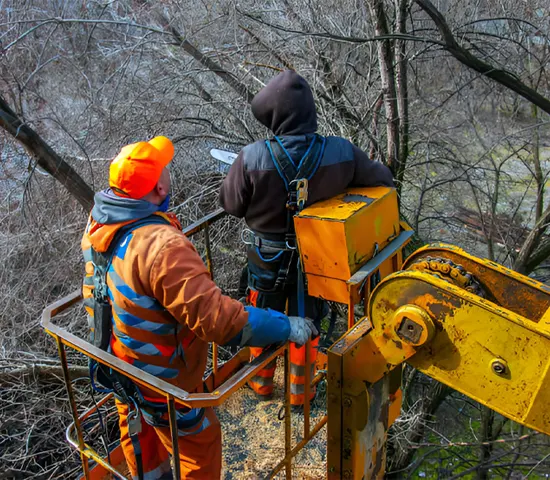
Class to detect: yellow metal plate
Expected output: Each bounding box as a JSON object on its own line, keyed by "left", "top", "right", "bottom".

{"left": 369, "top": 271, "right": 550, "bottom": 435}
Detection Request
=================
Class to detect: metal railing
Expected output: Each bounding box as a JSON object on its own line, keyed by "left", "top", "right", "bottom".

{"left": 42, "top": 208, "right": 326, "bottom": 480}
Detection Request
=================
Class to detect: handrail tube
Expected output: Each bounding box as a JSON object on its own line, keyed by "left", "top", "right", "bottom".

{"left": 182, "top": 208, "right": 227, "bottom": 237}
{"left": 43, "top": 298, "right": 286, "bottom": 407}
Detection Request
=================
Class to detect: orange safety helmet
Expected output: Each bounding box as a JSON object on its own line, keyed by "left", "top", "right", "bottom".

{"left": 109, "top": 136, "right": 174, "bottom": 199}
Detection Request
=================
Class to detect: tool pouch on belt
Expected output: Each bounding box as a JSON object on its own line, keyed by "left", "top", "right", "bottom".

{"left": 247, "top": 244, "right": 296, "bottom": 311}
{"left": 93, "top": 300, "right": 112, "bottom": 350}
{"left": 92, "top": 254, "right": 112, "bottom": 351}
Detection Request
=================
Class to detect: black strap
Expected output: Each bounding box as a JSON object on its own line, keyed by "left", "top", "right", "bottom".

{"left": 267, "top": 135, "right": 324, "bottom": 192}
{"left": 90, "top": 215, "right": 171, "bottom": 351}
{"left": 267, "top": 135, "right": 325, "bottom": 236}
{"left": 88, "top": 215, "right": 172, "bottom": 480}
{"left": 89, "top": 215, "right": 172, "bottom": 480}
{"left": 90, "top": 213, "right": 172, "bottom": 348}
{"left": 126, "top": 402, "right": 145, "bottom": 480}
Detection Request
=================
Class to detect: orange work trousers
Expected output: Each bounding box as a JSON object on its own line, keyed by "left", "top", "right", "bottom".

{"left": 249, "top": 339, "right": 318, "bottom": 405}
{"left": 115, "top": 400, "right": 221, "bottom": 479}
{"left": 247, "top": 284, "right": 318, "bottom": 405}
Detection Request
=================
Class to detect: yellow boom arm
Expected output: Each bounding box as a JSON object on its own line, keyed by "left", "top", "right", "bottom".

{"left": 327, "top": 244, "right": 550, "bottom": 479}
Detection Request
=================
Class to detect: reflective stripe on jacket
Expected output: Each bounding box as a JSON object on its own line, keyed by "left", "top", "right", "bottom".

{"left": 82, "top": 212, "right": 248, "bottom": 397}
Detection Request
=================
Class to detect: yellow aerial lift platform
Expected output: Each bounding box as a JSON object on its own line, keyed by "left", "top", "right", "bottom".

{"left": 41, "top": 186, "right": 550, "bottom": 479}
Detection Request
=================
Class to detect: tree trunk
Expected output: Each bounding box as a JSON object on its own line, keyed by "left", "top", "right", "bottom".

{"left": 0, "top": 95, "right": 94, "bottom": 211}
{"left": 387, "top": 380, "right": 451, "bottom": 475}
{"left": 367, "top": 0, "right": 400, "bottom": 177}
{"left": 514, "top": 203, "right": 550, "bottom": 274}
{"left": 394, "top": 0, "right": 411, "bottom": 189}
{"left": 477, "top": 407, "right": 495, "bottom": 480}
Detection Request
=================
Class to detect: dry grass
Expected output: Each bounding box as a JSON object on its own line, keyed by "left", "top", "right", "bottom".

{"left": 218, "top": 357, "right": 328, "bottom": 479}
{"left": 0, "top": 172, "right": 91, "bottom": 478}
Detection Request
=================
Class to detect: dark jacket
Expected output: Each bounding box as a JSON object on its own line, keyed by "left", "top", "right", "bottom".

{"left": 219, "top": 70, "right": 394, "bottom": 237}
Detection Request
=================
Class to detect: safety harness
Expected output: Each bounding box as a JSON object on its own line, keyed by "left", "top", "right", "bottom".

{"left": 89, "top": 214, "right": 171, "bottom": 480}
{"left": 267, "top": 134, "right": 326, "bottom": 226}
{"left": 244, "top": 134, "right": 326, "bottom": 315}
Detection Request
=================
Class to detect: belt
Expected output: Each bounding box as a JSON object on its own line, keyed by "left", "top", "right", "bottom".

{"left": 241, "top": 229, "right": 294, "bottom": 251}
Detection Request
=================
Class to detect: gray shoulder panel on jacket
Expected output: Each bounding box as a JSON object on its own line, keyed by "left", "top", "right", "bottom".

{"left": 319, "top": 137, "right": 354, "bottom": 167}
{"left": 242, "top": 141, "right": 276, "bottom": 171}
{"left": 243, "top": 136, "right": 355, "bottom": 172}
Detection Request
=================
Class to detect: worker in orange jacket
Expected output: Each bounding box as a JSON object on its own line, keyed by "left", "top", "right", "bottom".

{"left": 81, "top": 136, "right": 317, "bottom": 480}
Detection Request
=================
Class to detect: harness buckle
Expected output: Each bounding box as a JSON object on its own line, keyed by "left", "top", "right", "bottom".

{"left": 92, "top": 263, "right": 108, "bottom": 300}
{"left": 127, "top": 408, "right": 143, "bottom": 435}
{"left": 289, "top": 178, "right": 308, "bottom": 211}
{"left": 242, "top": 228, "right": 265, "bottom": 248}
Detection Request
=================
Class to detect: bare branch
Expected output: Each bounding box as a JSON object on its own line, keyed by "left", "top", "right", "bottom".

{"left": 0, "top": 95, "right": 93, "bottom": 210}
{"left": 238, "top": 8, "right": 441, "bottom": 45}
{"left": 1, "top": 17, "right": 170, "bottom": 53}
{"left": 514, "top": 203, "right": 550, "bottom": 274}
{"left": 415, "top": 0, "right": 550, "bottom": 115}
{"left": 157, "top": 15, "right": 255, "bottom": 104}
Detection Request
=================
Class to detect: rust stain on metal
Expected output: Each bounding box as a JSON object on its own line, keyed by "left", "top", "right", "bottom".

{"left": 378, "top": 297, "right": 398, "bottom": 313}
{"left": 447, "top": 324, "right": 468, "bottom": 343}
{"left": 392, "top": 339, "right": 403, "bottom": 349}
{"left": 413, "top": 292, "right": 457, "bottom": 319}
{"left": 404, "top": 245, "right": 550, "bottom": 322}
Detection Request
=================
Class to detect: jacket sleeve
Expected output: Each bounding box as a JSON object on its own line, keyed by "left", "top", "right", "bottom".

{"left": 219, "top": 151, "right": 250, "bottom": 218}
{"left": 351, "top": 144, "right": 395, "bottom": 187}
{"left": 149, "top": 233, "right": 290, "bottom": 347}
{"left": 226, "top": 307, "right": 290, "bottom": 347}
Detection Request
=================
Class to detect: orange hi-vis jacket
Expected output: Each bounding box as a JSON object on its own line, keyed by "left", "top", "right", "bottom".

{"left": 82, "top": 210, "right": 248, "bottom": 397}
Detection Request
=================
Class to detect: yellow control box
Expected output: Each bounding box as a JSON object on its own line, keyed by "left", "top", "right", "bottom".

{"left": 294, "top": 186, "right": 400, "bottom": 302}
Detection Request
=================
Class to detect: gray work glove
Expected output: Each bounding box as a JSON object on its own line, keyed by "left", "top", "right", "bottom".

{"left": 288, "top": 316, "right": 319, "bottom": 347}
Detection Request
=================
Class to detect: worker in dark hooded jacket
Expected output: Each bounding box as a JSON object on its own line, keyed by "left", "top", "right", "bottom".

{"left": 219, "top": 70, "right": 394, "bottom": 406}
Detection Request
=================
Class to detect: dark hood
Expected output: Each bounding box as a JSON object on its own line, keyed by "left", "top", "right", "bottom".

{"left": 251, "top": 70, "right": 317, "bottom": 136}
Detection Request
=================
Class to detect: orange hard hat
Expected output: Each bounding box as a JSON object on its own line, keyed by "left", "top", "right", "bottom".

{"left": 109, "top": 136, "right": 174, "bottom": 199}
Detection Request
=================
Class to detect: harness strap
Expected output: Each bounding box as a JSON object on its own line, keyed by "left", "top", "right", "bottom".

{"left": 90, "top": 216, "right": 170, "bottom": 356}
{"left": 241, "top": 229, "right": 290, "bottom": 251}
{"left": 90, "top": 214, "right": 172, "bottom": 347}
{"left": 267, "top": 135, "right": 325, "bottom": 243}
{"left": 244, "top": 136, "right": 326, "bottom": 301}
{"left": 89, "top": 215, "right": 172, "bottom": 480}
{"left": 266, "top": 135, "right": 325, "bottom": 191}
{"left": 126, "top": 400, "right": 144, "bottom": 480}
{"left": 266, "top": 136, "right": 326, "bottom": 316}
{"left": 296, "top": 257, "right": 306, "bottom": 318}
